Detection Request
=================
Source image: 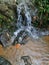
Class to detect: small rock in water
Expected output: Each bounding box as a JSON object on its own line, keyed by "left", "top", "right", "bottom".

{"left": 15, "top": 44, "right": 21, "bottom": 49}
{"left": 0, "top": 56, "right": 11, "bottom": 65}
{"left": 21, "top": 56, "right": 32, "bottom": 65}
{"left": 0, "top": 31, "right": 11, "bottom": 47}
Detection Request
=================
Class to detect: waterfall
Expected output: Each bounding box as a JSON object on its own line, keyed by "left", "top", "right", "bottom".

{"left": 13, "top": 2, "right": 39, "bottom": 43}
{"left": 16, "top": 0, "right": 31, "bottom": 4}
{"left": 0, "top": 0, "right": 49, "bottom": 47}
{"left": 13, "top": 1, "right": 49, "bottom": 44}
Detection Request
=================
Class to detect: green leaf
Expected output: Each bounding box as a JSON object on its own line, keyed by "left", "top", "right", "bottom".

{"left": 47, "top": 8, "right": 49, "bottom": 13}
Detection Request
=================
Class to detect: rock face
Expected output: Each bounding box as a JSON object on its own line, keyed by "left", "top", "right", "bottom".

{"left": 0, "top": 56, "right": 11, "bottom": 65}
{"left": 0, "top": 0, "right": 16, "bottom": 4}
{"left": 0, "top": 0, "right": 31, "bottom": 4}
{"left": 0, "top": 1, "right": 17, "bottom": 33}
{"left": 0, "top": 1, "right": 18, "bottom": 47}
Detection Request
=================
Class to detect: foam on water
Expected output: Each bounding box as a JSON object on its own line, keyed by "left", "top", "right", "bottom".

{"left": 14, "top": 2, "right": 49, "bottom": 43}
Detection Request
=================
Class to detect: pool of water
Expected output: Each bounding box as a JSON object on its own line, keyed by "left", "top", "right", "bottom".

{"left": 0, "top": 36, "right": 49, "bottom": 65}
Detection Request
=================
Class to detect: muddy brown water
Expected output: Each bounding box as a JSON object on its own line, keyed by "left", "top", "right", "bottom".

{"left": 0, "top": 36, "right": 49, "bottom": 65}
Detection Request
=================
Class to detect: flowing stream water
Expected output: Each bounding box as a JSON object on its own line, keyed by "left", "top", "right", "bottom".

{"left": 0, "top": 36, "right": 49, "bottom": 65}
{"left": 13, "top": 0, "right": 49, "bottom": 44}
{"left": 0, "top": 0, "right": 49, "bottom": 65}
{"left": 0, "top": 0, "right": 49, "bottom": 46}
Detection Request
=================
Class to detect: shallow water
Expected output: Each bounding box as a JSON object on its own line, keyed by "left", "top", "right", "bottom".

{"left": 0, "top": 36, "right": 49, "bottom": 65}
{"left": 0, "top": 0, "right": 49, "bottom": 65}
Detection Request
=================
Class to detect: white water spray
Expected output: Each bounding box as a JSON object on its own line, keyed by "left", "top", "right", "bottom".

{"left": 13, "top": 2, "right": 49, "bottom": 44}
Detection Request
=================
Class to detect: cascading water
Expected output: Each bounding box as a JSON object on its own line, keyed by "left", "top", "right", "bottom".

{"left": 14, "top": 2, "right": 49, "bottom": 44}
{"left": 0, "top": 1, "right": 49, "bottom": 47}
{"left": 14, "top": 3, "right": 39, "bottom": 44}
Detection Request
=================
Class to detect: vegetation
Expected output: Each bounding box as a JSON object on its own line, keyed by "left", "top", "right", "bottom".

{"left": 0, "top": 0, "right": 49, "bottom": 34}
{"left": 32, "top": 0, "right": 49, "bottom": 29}
{"left": 0, "top": 3, "right": 17, "bottom": 35}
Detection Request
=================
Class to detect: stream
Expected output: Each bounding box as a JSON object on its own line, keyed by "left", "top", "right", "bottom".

{"left": 0, "top": 0, "right": 49, "bottom": 65}
{"left": 0, "top": 36, "right": 49, "bottom": 65}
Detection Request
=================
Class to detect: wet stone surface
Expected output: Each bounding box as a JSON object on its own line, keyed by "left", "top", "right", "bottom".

{"left": 21, "top": 56, "right": 32, "bottom": 65}
{"left": 0, "top": 56, "right": 11, "bottom": 65}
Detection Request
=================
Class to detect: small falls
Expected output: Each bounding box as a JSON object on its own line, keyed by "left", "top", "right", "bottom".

{"left": 0, "top": 1, "right": 49, "bottom": 47}
{"left": 13, "top": 2, "right": 49, "bottom": 44}
{"left": 14, "top": 3, "right": 38, "bottom": 38}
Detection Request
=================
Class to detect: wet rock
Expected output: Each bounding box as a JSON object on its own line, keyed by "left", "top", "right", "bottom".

{"left": 0, "top": 0, "right": 16, "bottom": 5}
{"left": 0, "top": 56, "right": 11, "bottom": 65}
{"left": 0, "top": 56, "right": 5, "bottom": 64}
{"left": 0, "top": 3, "right": 16, "bottom": 20}
{"left": 21, "top": 56, "right": 32, "bottom": 65}
{"left": 0, "top": 31, "right": 11, "bottom": 47}
{"left": 0, "top": 2, "right": 17, "bottom": 38}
